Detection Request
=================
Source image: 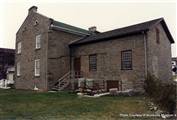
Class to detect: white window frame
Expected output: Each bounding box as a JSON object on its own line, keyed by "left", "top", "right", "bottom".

{"left": 17, "top": 62, "right": 20, "bottom": 76}
{"left": 17, "top": 42, "right": 21, "bottom": 54}
{"left": 36, "top": 35, "right": 41, "bottom": 49}
{"left": 35, "top": 59, "right": 40, "bottom": 76}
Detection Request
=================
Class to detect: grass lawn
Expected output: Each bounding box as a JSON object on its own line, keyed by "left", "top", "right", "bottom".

{"left": 0, "top": 89, "right": 155, "bottom": 120}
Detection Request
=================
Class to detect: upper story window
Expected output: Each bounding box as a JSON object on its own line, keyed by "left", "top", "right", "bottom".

{"left": 89, "top": 54, "right": 97, "bottom": 71}
{"left": 156, "top": 28, "right": 160, "bottom": 44}
{"left": 34, "top": 20, "right": 39, "bottom": 26}
{"left": 35, "top": 59, "right": 40, "bottom": 76}
{"left": 17, "top": 42, "right": 21, "bottom": 54}
{"left": 36, "top": 35, "right": 41, "bottom": 49}
{"left": 17, "top": 62, "right": 20, "bottom": 76}
{"left": 121, "top": 50, "right": 132, "bottom": 70}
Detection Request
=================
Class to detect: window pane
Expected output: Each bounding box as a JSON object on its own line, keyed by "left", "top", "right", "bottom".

{"left": 17, "top": 42, "right": 21, "bottom": 54}
{"left": 121, "top": 50, "right": 132, "bottom": 70}
{"left": 35, "top": 59, "right": 40, "bottom": 76}
{"left": 36, "top": 35, "right": 41, "bottom": 49}
{"left": 17, "top": 62, "right": 20, "bottom": 76}
{"left": 89, "top": 54, "right": 97, "bottom": 71}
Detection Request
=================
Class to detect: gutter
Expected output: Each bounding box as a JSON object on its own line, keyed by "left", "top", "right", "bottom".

{"left": 69, "top": 46, "right": 75, "bottom": 90}
{"left": 50, "top": 24, "right": 90, "bottom": 36}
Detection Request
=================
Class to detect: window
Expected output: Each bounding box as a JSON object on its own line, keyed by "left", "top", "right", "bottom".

{"left": 156, "top": 28, "right": 160, "bottom": 44}
{"left": 36, "top": 35, "right": 41, "bottom": 49}
{"left": 35, "top": 59, "right": 40, "bottom": 76}
{"left": 17, "top": 62, "right": 20, "bottom": 76}
{"left": 34, "top": 20, "right": 39, "bottom": 26}
{"left": 89, "top": 54, "right": 97, "bottom": 71}
{"left": 17, "top": 42, "right": 21, "bottom": 54}
{"left": 121, "top": 50, "right": 132, "bottom": 70}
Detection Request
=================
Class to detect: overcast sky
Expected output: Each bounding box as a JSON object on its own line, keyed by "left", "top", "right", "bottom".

{"left": 0, "top": 0, "right": 176, "bottom": 57}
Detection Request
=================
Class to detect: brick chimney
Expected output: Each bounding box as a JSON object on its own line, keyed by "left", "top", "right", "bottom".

{"left": 28, "top": 6, "right": 38, "bottom": 14}
{"left": 88, "top": 26, "right": 97, "bottom": 34}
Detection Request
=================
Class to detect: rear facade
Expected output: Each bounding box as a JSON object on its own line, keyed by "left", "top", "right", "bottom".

{"left": 15, "top": 6, "right": 174, "bottom": 91}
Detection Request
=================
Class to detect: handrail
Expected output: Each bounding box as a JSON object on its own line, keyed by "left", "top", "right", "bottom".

{"left": 52, "top": 71, "right": 84, "bottom": 90}
{"left": 51, "top": 71, "right": 70, "bottom": 87}
{"left": 58, "top": 72, "right": 70, "bottom": 82}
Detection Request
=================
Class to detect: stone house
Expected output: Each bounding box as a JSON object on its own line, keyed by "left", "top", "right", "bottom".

{"left": 15, "top": 6, "right": 174, "bottom": 92}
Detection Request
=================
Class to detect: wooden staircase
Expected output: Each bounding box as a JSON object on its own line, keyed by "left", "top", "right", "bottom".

{"left": 52, "top": 72, "right": 71, "bottom": 91}
{"left": 51, "top": 71, "right": 83, "bottom": 91}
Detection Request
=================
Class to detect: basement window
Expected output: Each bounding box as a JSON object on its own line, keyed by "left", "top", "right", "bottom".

{"left": 121, "top": 50, "right": 132, "bottom": 70}
{"left": 35, "top": 59, "right": 40, "bottom": 76}
{"left": 89, "top": 54, "right": 97, "bottom": 71}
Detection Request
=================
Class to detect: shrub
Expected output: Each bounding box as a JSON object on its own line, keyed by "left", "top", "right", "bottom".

{"left": 144, "top": 74, "right": 176, "bottom": 114}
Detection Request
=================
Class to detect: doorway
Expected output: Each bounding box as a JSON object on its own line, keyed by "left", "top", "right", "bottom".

{"left": 74, "top": 57, "right": 81, "bottom": 78}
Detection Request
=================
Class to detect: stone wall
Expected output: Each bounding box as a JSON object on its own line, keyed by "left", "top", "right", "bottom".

{"left": 15, "top": 11, "right": 50, "bottom": 91}
{"left": 147, "top": 23, "right": 172, "bottom": 82}
{"left": 47, "top": 30, "right": 81, "bottom": 90}
{"left": 71, "top": 34, "right": 146, "bottom": 91}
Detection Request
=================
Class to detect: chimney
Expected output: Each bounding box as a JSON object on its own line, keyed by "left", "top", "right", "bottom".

{"left": 88, "top": 26, "right": 97, "bottom": 34}
{"left": 28, "top": 6, "right": 38, "bottom": 14}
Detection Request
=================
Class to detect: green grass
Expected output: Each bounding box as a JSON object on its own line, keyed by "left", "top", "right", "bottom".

{"left": 0, "top": 89, "right": 154, "bottom": 120}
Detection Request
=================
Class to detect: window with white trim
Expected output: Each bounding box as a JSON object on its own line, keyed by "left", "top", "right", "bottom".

{"left": 35, "top": 59, "right": 40, "bottom": 76}
{"left": 36, "top": 35, "right": 41, "bottom": 49}
{"left": 17, "top": 62, "right": 20, "bottom": 76}
{"left": 17, "top": 42, "right": 21, "bottom": 54}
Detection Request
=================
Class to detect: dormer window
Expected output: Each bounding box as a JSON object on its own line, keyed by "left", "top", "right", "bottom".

{"left": 36, "top": 34, "right": 41, "bottom": 49}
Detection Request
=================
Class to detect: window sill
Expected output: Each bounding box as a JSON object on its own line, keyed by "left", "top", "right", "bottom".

{"left": 35, "top": 48, "right": 41, "bottom": 50}
{"left": 35, "top": 75, "right": 40, "bottom": 77}
{"left": 121, "top": 69, "right": 133, "bottom": 70}
{"left": 89, "top": 70, "right": 97, "bottom": 72}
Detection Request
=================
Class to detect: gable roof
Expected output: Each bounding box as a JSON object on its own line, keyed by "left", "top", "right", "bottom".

{"left": 50, "top": 20, "right": 90, "bottom": 36}
{"left": 17, "top": 6, "right": 90, "bottom": 36}
{"left": 70, "top": 18, "right": 174, "bottom": 46}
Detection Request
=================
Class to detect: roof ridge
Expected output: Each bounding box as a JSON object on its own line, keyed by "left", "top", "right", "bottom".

{"left": 54, "top": 20, "right": 88, "bottom": 31}
{"left": 101, "top": 17, "right": 163, "bottom": 34}
{"left": 70, "top": 17, "right": 174, "bottom": 45}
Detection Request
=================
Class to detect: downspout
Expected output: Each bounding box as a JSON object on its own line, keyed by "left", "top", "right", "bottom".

{"left": 69, "top": 45, "right": 73, "bottom": 90}
{"left": 45, "top": 32, "right": 48, "bottom": 91}
{"left": 69, "top": 46, "right": 72, "bottom": 74}
{"left": 143, "top": 31, "right": 148, "bottom": 79}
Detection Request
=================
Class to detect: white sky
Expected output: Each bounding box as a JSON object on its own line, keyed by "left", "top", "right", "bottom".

{"left": 0, "top": 0, "right": 176, "bottom": 57}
